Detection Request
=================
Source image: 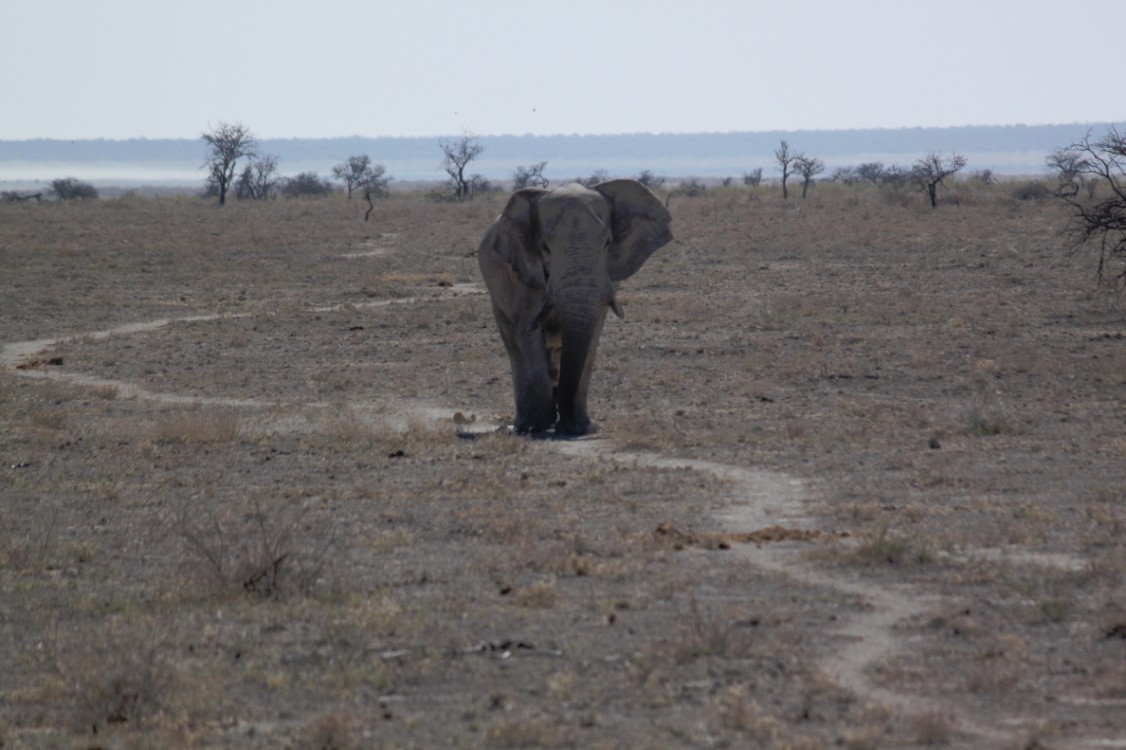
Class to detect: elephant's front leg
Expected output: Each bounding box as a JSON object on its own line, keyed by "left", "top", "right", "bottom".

{"left": 490, "top": 303, "right": 556, "bottom": 433}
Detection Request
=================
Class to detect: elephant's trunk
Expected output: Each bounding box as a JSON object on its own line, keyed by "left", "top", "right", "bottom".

{"left": 553, "top": 277, "right": 611, "bottom": 436}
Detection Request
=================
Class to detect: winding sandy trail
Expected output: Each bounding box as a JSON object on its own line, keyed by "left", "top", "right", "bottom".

{"left": 0, "top": 298, "right": 1061, "bottom": 747}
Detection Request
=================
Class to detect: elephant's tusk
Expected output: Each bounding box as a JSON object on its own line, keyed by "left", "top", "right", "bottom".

{"left": 609, "top": 296, "right": 625, "bottom": 320}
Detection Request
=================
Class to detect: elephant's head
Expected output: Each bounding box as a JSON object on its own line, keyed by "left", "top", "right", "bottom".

{"left": 480, "top": 179, "right": 672, "bottom": 436}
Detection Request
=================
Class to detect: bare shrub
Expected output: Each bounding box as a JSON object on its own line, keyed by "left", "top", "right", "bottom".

{"left": 574, "top": 169, "right": 609, "bottom": 188}
{"left": 47, "top": 631, "right": 176, "bottom": 734}
{"left": 235, "top": 154, "right": 281, "bottom": 200}
{"left": 1010, "top": 181, "right": 1051, "bottom": 201}
{"left": 175, "top": 498, "right": 339, "bottom": 598}
{"left": 49, "top": 178, "right": 98, "bottom": 201}
{"left": 634, "top": 169, "right": 666, "bottom": 189}
{"left": 512, "top": 161, "right": 549, "bottom": 189}
{"left": 851, "top": 527, "right": 933, "bottom": 566}
{"left": 672, "top": 178, "right": 707, "bottom": 198}
{"left": 282, "top": 172, "right": 334, "bottom": 199}
{"left": 672, "top": 596, "right": 754, "bottom": 660}
{"left": 742, "top": 168, "right": 763, "bottom": 187}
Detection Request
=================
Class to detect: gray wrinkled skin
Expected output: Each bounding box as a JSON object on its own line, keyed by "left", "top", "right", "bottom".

{"left": 478, "top": 179, "right": 672, "bottom": 436}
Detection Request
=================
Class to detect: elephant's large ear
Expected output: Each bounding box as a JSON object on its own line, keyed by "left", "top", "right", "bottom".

{"left": 486, "top": 188, "right": 549, "bottom": 287}
{"left": 595, "top": 179, "right": 673, "bottom": 282}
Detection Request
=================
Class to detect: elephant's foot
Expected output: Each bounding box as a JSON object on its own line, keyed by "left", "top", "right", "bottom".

{"left": 555, "top": 416, "right": 598, "bottom": 438}
{"left": 513, "top": 409, "right": 557, "bottom": 434}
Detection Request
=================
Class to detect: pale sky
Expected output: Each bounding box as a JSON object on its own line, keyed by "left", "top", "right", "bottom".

{"left": 3, "top": 0, "right": 1123, "bottom": 141}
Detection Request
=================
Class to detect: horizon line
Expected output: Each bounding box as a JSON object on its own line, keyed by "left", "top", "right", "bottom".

{"left": 1, "top": 120, "right": 1121, "bottom": 143}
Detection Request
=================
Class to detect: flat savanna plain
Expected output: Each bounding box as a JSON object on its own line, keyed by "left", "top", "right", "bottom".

{"left": 1, "top": 185, "right": 1124, "bottom": 749}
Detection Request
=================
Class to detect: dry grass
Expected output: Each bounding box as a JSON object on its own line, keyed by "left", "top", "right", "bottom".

{"left": 1, "top": 185, "right": 1124, "bottom": 747}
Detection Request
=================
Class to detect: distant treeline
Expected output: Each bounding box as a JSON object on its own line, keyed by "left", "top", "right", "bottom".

{"left": 1, "top": 123, "right": 1116, "bottom": 160}
{"left": 3, "top": 123, "right": 1122, "bottom": 181}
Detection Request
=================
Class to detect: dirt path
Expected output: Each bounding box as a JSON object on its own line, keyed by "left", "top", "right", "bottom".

{"left": 0, "top": 301, "right": 1081, "bottom": 748}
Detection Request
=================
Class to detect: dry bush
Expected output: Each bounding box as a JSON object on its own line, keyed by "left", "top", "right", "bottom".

{"left": 671, "top": 596, "right": 756, "bottom": 661}
{"left": 175, "top": 497, "right": 340, "bottom": 598}
{"left": 850, "top": 527, "right": 933, "bottom": 567}
{"left": 0, "top": 510, "right": 59, "bottom": 571}
{"left": 46, "top": 629, "right": 178, "bottom": 735}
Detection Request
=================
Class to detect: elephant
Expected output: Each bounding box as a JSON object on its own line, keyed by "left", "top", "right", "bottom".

{"left": 478, "top": 179, "right": 673, "bottom": 436}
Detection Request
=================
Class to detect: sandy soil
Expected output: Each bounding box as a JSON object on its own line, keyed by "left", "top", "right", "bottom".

{"left": 2, "top": 187, "right": 1125, "bottom": 748}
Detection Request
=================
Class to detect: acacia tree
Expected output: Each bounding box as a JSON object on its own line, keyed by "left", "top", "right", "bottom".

{"left": 512, "top": 161, "right": 549, "bottom": 189}
{"left": 912, "top": 152, "right": 967, "bottom": 207}
{"left": 634, "top": 169, "right": 665, "bottom": 190}
{"left": 742, "top": 168, "right": 763, "bottom": 187}
{"left": 202, "top": 121, "right": 256, "bottom": 206}
{"left": 358, "top": 165, "right": 393, "bottom": 221}
{"left": 333, "top": 155, "right": 381, "bottom": 199}
{"left": 439, "top": 133, "right": 484, "bottom": 200}
{"left": 235, "top": 154, "right": 280, "bottom": 200}
{"left": 1046, "top": 147, "right": 1092, "bottom": 197}
{"left": 857, "top": 162, "right": 886, "bottom": 185}
{"left": 793, "top": 154, "right": 825, "bottom": 198}
{"left": 1055, "top": 128, "right": 1126, "bottom": 287}
{"left": 775, "top": 140, "right": 796, "bottom": 199}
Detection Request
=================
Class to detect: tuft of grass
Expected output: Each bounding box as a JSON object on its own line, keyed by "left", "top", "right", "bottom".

{"left": 510, "top": 577, "right": 558, "bottom": 609}
{"left": 851, "top": 526, "right": 933, "bottom": 566}
{"left": 152, "top": 407, "right": 241, "bottom": 444}
{"left": 486, "top": 713, "right": 568, "bottom": 749}
{"left": 299, "top": 712, "right": 361, "bottom": 750}
{"left": 709, "top": 684, "right": 779, "bottom": 741}
{"left": 909, "top": 709, "right": 958, "bottom": 745}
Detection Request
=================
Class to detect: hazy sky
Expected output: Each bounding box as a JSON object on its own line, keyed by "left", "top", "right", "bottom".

{"left": 4, "top": 0, "right": 1123, "bottom": 141}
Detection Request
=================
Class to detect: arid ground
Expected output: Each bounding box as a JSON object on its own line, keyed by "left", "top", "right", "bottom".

{"left": 2, "top": 183, "right": 1124, "bottom": 749}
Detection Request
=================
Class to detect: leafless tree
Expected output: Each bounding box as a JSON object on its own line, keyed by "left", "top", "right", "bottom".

{"left": 332, "top": 155, "right": 382, "bottom": 199}
{"left": 1055, "top": 128, "right": 1126, "bottom": 287}
{"left": 359, "top": 164, "right": 392, "bottom": 221}
{"left": 512, "top": 161, "right": 550, "bottom": 189}
{"left": 235, "top": 154, "right": 280, "bottom": 200}
{"left": 856, "top": 162, "right": 886, "bottom": 185}
{"left": 202, "top": 121, "right": 256, "bottom": 206}
{"left": 1046, "top": 147, "right": 1093, "bottom": 197}
{"left": 775, "top": 140, "right": 796, "bottom": 199}
{"left": 742, "top": 168, "right": 763, "bottom": 187}
{"left": 911, "top": 152, "right": 967, "bottom": 207}
{"left": 634, "top": 169, "right": 665, "bottom": 190}
{"left": 574, "top": 170, "right": 609, "bottom": 188}
{"left": 439, "top": 133, "right": 484, "bottom": 200}
{"left": 793, "top": 155, "right": 825, "bottom": 198}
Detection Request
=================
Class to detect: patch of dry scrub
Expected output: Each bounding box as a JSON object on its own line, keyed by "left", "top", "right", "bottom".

{"left": 2, "top": 187, "right": 1124, "bottom": 747}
